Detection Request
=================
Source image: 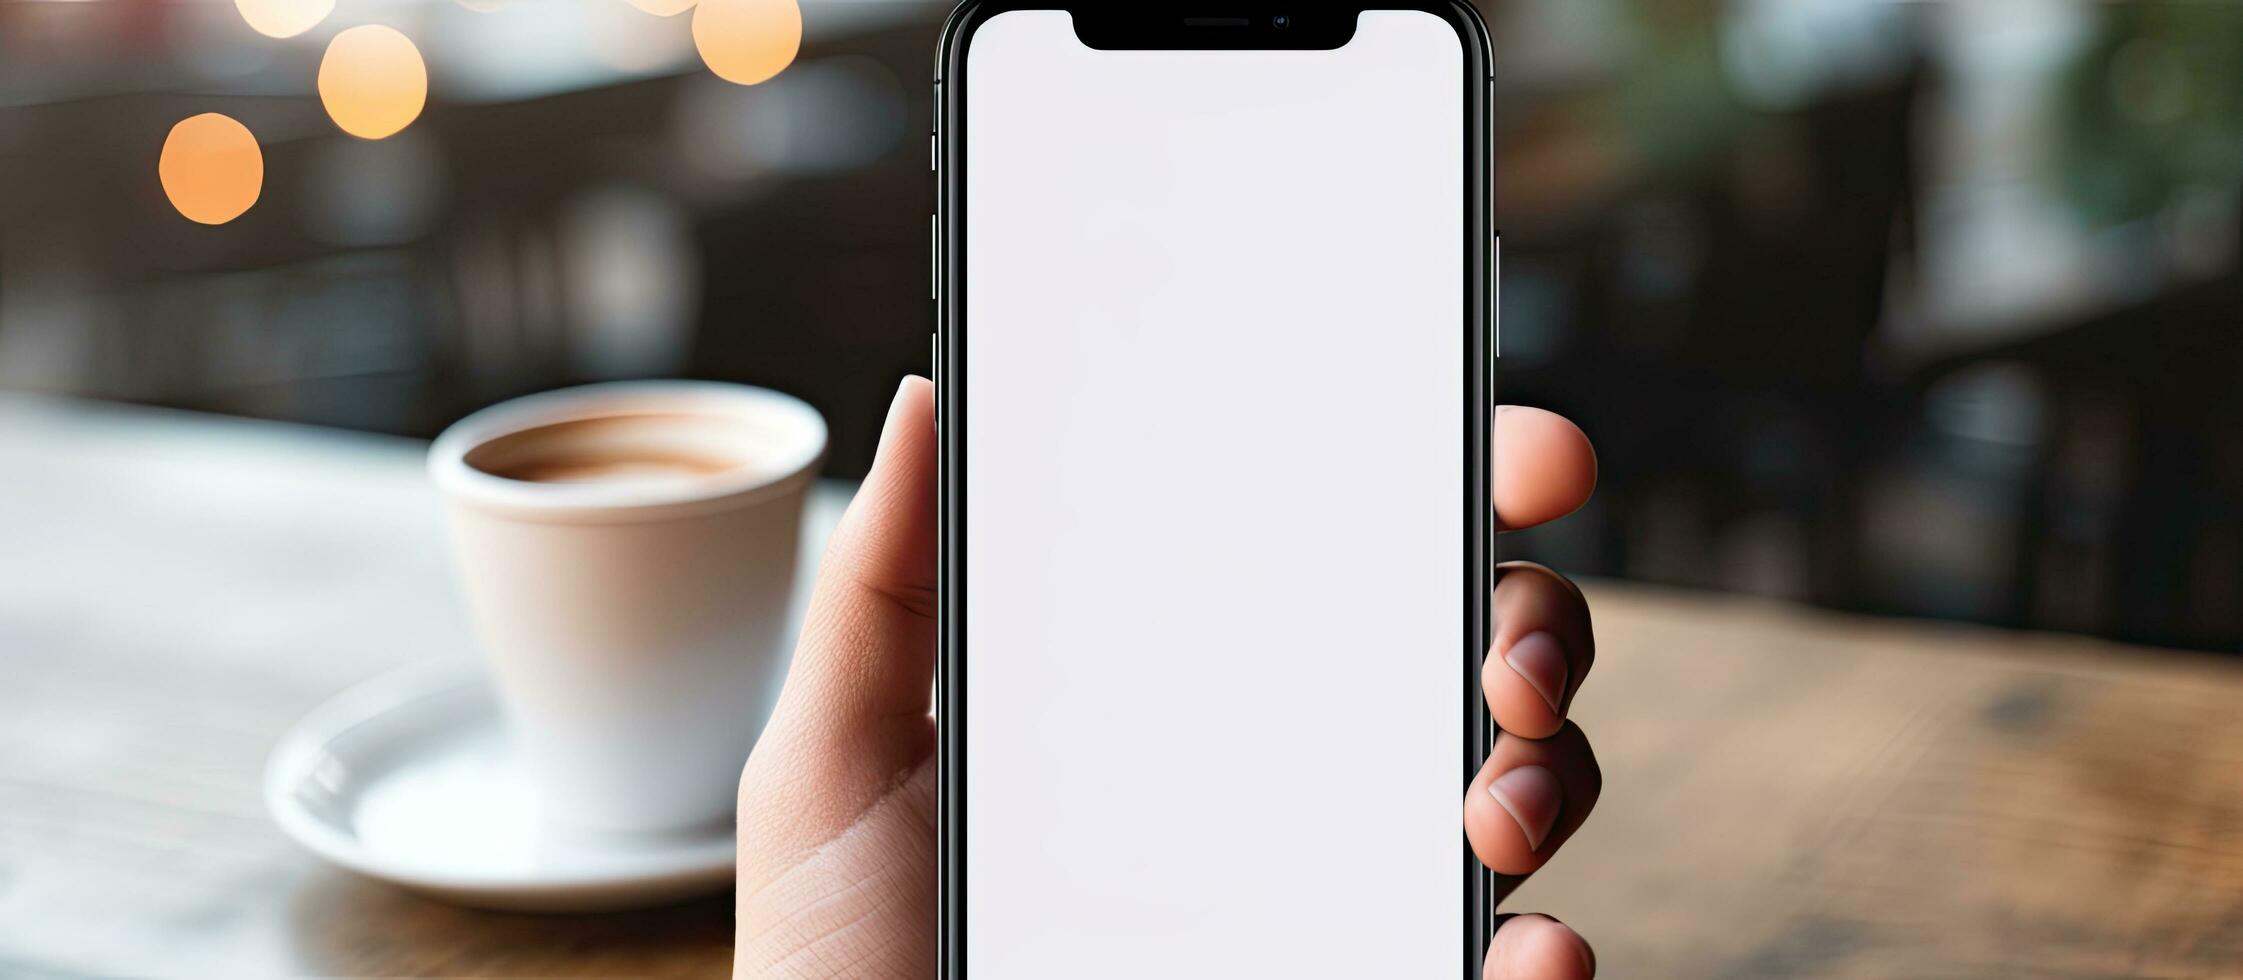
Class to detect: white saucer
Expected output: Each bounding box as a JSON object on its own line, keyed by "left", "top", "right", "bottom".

{"left": 264, "top": 661, "right": 736, "bottom": 912}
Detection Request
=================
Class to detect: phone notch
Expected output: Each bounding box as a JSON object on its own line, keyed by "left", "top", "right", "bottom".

{"left": 1075, "top": 7, "right": 1357, "bottom": 50}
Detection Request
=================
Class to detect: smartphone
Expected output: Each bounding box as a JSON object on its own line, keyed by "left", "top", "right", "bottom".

{"left": 934, "top": 4, "right": 1493, "bottom": 976}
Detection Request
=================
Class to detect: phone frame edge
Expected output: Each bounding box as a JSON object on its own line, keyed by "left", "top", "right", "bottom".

{"left": 934, "top": 4, "right": 1497, "bottom": 974}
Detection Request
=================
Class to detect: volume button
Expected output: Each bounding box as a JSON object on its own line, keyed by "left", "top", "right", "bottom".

{"left": 1493, "top": 233, "right": 1502, "bottom": 359}
{"left": 930, "top": 214, "right": 938, "bottom": 301}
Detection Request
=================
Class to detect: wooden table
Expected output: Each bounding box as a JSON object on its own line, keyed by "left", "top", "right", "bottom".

{"left": 3, "top": 396, "right": 2240, "bottom": 978}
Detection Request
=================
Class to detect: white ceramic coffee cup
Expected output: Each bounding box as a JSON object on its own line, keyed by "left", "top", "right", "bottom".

{"left": 429, "top": 381, "right": 827, "bottom": 833}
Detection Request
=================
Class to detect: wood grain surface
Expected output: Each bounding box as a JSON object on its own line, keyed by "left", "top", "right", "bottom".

{"left": 1511, "top": 588, "right": 2243, "bottom": 978}
{"left": 3, "top": 396, "right": 2239, "bottom": 978}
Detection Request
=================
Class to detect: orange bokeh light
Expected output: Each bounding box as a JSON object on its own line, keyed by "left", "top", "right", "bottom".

{"left": 233, "top": 0, "right": 332, "bottom": 39}
{"left": 692, "top": 0, "right": 801, "bottom": 86}
{"left": 159, "top": 113, "right": 263, "bottom": 225}
{"left": 318, "top": 25, "right": 428, "bottom": 140}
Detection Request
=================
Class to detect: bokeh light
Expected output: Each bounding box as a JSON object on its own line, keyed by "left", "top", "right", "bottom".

{"left": 233, "top": 0, "right": 332, "bottom": 39}
{"left": 158, "top": 113, "right": 263, "bottom": 225}
{"left": 318, "top": 25, "right": 429, "bottom": 140}
{"left": 692, "top": 0, "right": 800, "bottom": 86}
{"left": 628, "top": 0, "right": 697, "bottom": 15}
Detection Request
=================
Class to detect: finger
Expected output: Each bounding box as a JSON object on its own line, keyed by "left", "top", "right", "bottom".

{"left": 1485, "top": 914, "right": 1595, "bottom": 979}
{"left": 794, "top": 376, "right": 938, "bottom": 726}
{"left": 1484, "top": 562, "right": 1595, "bottom": 740}
{"left": 1465, "top": 722, "right": 1602, "bottom": 886}
{"left": 749, "top": 378, "right": 937, "bottom": 833}
{"left": 1494, "top": 406, "right": 1596, "bottom": 531}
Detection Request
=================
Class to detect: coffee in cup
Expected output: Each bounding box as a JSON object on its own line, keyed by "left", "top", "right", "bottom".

{"left": 463, "top": 414, "right": 757, "bottom": 486}
{"left": 429, "top": 382, "right": 827, "bottom": 833}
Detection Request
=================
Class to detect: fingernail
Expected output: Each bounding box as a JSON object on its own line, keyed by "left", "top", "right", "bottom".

{"left": 1489, "top": 765, "right": 1562, "bottom": 851}
{"left": 884, "top": 376, "right": 927, "bottom": 421}
{"left": 1504, "top": 631, "right": 1568, "bottom": 715}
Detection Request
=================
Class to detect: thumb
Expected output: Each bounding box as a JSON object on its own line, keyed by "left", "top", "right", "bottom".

{"left": 800, "top": 375, "right": 938, "bottom": 723}
{"left": 743, "top": 378, "right": 937, "bottom": 851}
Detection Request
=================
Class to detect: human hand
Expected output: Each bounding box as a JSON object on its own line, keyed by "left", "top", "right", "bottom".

{"left": 734, "top": 380, "right": 1602, "bottom": 978}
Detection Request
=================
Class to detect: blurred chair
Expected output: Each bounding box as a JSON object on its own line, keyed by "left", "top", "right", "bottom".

{"left": 1508, "top": 56, "right": 1924, "bottom": 612}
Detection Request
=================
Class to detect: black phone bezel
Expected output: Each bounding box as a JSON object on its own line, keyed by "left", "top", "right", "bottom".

{"left": 934, "top": 4, "right": 1496, "bottom": 975}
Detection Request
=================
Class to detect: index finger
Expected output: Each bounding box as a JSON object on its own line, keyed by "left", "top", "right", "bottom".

{"left": 1494, "top": 406, "right": 1596, "bottom": 531}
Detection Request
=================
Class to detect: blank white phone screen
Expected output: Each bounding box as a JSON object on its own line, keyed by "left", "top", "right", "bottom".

{"left": 963, "top": 9, "right": 1466, "bottom": 978}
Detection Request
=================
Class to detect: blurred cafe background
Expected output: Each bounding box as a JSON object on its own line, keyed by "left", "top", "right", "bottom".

{"left": 1, "top": 0, "right": 2238, "bottom": 650}
{"left": 3, "top": 1, "right": 2243, "bottom": 977}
